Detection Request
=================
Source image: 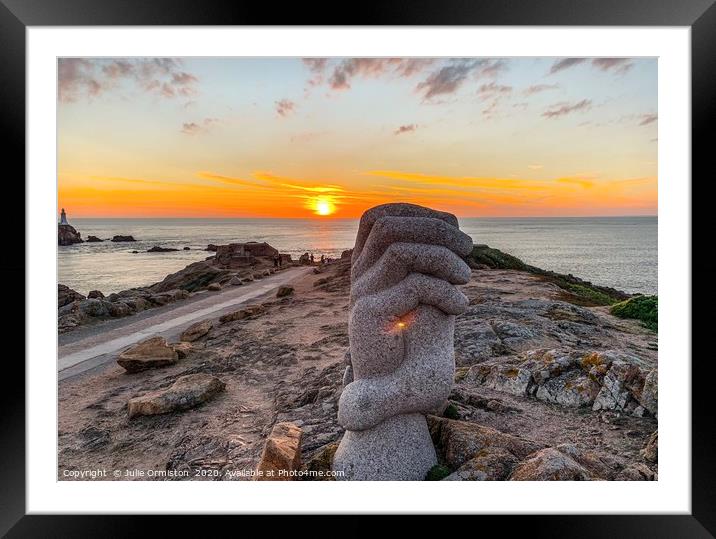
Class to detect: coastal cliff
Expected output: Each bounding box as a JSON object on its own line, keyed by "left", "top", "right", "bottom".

{"left": 58, "top": 246, "right": 658, "bottom": 481}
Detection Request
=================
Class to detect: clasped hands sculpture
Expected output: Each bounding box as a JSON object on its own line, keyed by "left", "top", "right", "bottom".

{"left": 333, "top": 203, "right": 473, "bottom": 480}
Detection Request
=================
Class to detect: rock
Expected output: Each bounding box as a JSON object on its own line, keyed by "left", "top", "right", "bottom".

{"left": 127, "top": 374, "right": 225, "bottom": 418}
{"left": 615, "top": 463, "right": 656, "bottom": 481}
{"left": 301, "top": 443, "right": 338, "bottom": 481}
{"left": 111, "top": 235, "right": 136, "bottom": 242}
{"left": 639, "top": 369, "right": 658, "bottom": 417}
{"left": 180, "top": 319, "right": 213, "bottom": 342}
{"left": 427, "top": 416, "right": 542, "bottom": 469}
{"left": 117, "top": 336, "right": 179, "bottom": 373}
{"left": 641, "top": 430, "right": 658, "bottom": 462}
{"left": 107, "top": 301, "right": 133, "bottom": 317}
{"left": 122, "top": 296, "right": 151, "bottom": 312}
{"left": 219, "top": 304, "right": 265, "bottom": 324}
{"left": 341, "top": 249, "right": 353, "bottom": 260}
{"left": 299, "top": 253, "right": 311, "bottom": 265}
{"left": 276, "top": 285, "right": 294, "bottom": 298}
{"left": 465, "top": 362, "right": 533, "bottom": 396}
{"left": 229, "top": 276, "right": 243, "bottom": 286}
{"left": 509, "top": 447, "right": 592, "bottom": 481}
{"left": 206, "top": 244, "right": 218, "bottom": 252}
{"left": 172, "top": 342, "right": 193, "bottom": 359}
{"left": 78, "top": 298, "right": 111, "bottom": 318}
{"left": 255, "top": 422, "right": 303, "bottom": 480}
{"left": 58, "top": 224, "right": 83, "bottom": 245}
{"left": 147, "top": 245, "right": 179, "bottom": 252}
{"left": 183, "top": 246, "right": 190, "bottom": 250}
{"left": 592, "top": 361, "right": 645, "bottom": 414}
{"left": 534, "top": 370, "right": 601, "bottom": 407}
{"left": 443, "top": 447, "right": 519, "bottom": 481}
{"left": 207, "top": 282, "right": 222, "bottom": 291}
{"left": 86, "top": 235, "right": 103, "bottom": 242}
{"left": 78, "top": 425, "right": 110, "bottom": 450}
{"left": 87, "top": 290, "right": 104, "bottom": 299}
{"left": 214, "top": 242, "right": 279, "bottom": 268}
{"left": 150, "top": 261, "right": 230, "bottom": 293}
{"left": 58, "top": 284, "right": 85, "bottom": 308}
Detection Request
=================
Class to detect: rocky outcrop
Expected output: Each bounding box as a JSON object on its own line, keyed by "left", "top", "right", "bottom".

{"left": 58, "top": 284, "right": 84, "bottom": 308}
{"left": 87, "top": 290, "right": 104, "bottom": 299}
{"left": 111, "top": 235, "right": 136, "bottom": 242}
{"left": 58, "top": 224, "right": 83, "bottom": 246}
{"left": 180, "top": 320, "right": 213, "bottom": 342}
{"left": 117, "top": 336, "right": 179, "bottom": 373}
{"left": 255, "top": 422, "right": 303, "bottom": 480}
{"left": 461, "top": 349, "right": 655, "bottom": 416}
{"left": 214, "top": 242, "right": 278, "bottom": 268}
{"left": 641, "top": 431, "right": 658, "bottom": 463}
{"left": 127, "top": 374, "right": 225, "bottom": 419}
{"left": 86, "top": 235, "right": 103, "bottom": 242}
{"left": 147, "top": 246, "right": 179, "bottom": 252}
{"left": 428, "top": 415, "right": 542, "bottom": 469}
{"left": 207, "top": 282, "right": 222, "bottom": 291}
{"left": 443, "top": 447, "right": 519, "bottom": 481}
{"left": 219, "top": 304, "right": 265, "bottom": 324}
{"left": 149, "top": 261, "right": 230, "bottom": 293}
{"left": 276, "top": 286, "right": 294, "bottom": 298}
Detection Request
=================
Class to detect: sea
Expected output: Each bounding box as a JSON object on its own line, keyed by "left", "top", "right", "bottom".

{"left": 58, "top": 217, "right": 657, "bottom": 296}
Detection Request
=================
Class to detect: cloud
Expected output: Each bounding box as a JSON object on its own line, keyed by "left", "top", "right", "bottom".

{"left": 549, "top": 58, "right": 587, "bottom": 75}
{"left": 528, "top": 164, "right": 544, "bottom": 170}
{"left": 394, "top": 124, "right": 418, "bottom": 135}
{"left": 181, "top": 117, "right": 219, "bottom": 135}
{"left": 556, "top": 176, "right": 595, "bottom": 188}
{"left": 523, "top": 83, "right": 559, "bottom": 96}
{"left": 416, "top": 59, "right": 507, "bottom": 100}
{"left": 302, "top": 58, "right": 329, "bottom": 86}
{"left": 548, "top": 57, "right": 633, "bottom": 76}
{"left": 542, "top": 99, "right": 592, "bottom": 118}
{"left": 327, "top": 58, "right": 435, "bottom": 90}
{"left": 592, "top": 58, "right": 633, "bottom": 74}
{"left": 477, "top": 82, "right": 512, "bottom": 100}
{"left": 638, "top": 113, "right": 658, "bottom": 126}
{"left": 275, "top": 99, "right": 297, "bottom": 117}
{"left": 58, "top": 58, "right": 199, "bottom": 103}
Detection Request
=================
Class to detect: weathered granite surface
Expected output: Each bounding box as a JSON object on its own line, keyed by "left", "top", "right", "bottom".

{"left": 333, "top": 203, "right": 473, "bottom": 480}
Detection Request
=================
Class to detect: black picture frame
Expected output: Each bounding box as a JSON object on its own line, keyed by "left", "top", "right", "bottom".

{"left": 3, "top": 0, "right": 713, "bottom": 535}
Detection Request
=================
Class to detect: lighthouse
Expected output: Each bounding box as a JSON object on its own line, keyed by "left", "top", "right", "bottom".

{"left": 59, "top": 208, "right": 69, "bottom": 225}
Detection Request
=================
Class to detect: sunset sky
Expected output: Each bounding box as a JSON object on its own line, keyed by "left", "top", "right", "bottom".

{"left": 58, "top": 57, "right": 657, "bottom": 218}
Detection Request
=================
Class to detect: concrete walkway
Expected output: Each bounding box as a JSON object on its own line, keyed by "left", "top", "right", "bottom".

{"left": 58, "top": 266, "right": 309, "bottom": 381}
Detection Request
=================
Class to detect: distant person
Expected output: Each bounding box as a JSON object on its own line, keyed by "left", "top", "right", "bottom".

{"left": 320, "top": 255, "right": 325, "bottom": 265}
{"left": 278, "top": 255, "right": 283, "bottom": 268}
{"left": 273, "top": 254, "right": 279, "bottom": 268}
{"left": 310, "top": 253, "right": 315, "bottom": 264}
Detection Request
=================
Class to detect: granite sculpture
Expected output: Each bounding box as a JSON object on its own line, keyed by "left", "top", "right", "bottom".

{"left": 333, "top": 203, "right": 473, "bottom": 480}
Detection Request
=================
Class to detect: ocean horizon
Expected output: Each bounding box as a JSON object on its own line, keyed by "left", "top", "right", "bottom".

{"left": 58, "top": 216, "right": 657, "bottom": 296}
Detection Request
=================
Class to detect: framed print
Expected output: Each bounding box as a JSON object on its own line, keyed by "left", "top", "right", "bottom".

{"left": 3, "top": 0, "right": 714, "bottom": 534}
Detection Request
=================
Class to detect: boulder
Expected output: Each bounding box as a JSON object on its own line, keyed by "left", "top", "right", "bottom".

{"left": 614, "top": 463, "right": 657, "bottom": 481}
{"left": 58, "top": 284, "right": 84, "bottom": 308}
{"left": 229, "top": 276, "right": 243, "bottom": 286}
{"left": 147, "top": 245, "right": 179, "bottom": 252}
{"left": 301, "top": 442, "right": 338, "bottom": 481}
{"left": 171, "top": 342, "right": 193, "bottom": 359}
{"left": 276, "top": 285, "right": 294, "bottom": 298}
{"left": 219, "top": 304, "right": 265, "bottom": 324}
{"left": 443, "top": 447, "right": 519, "bottom": 481}
{"left": 207, "top": 282, "right": 222, "bottom": 291}
{"left": 214, "top": 242, "right": 279, "bottom": 268}
{"left": 58, "top": 224, "right": 83, "bottom": 246}
{"left": 255, "top": 422, "right": 303, "bottom": 480}
{"left": 183, "top": 246, "right": 191, "bottom": 250}
{"left": 427, "top": 416, "right": 542, "bottom": 469}
{"left": 78, "top": 298, "right": 111, "bottom": 318}
{"left": 206, "top": 244, "right": 218, "bottom": 252}
{"left": 509, "top": 447, "right": 592, "bottom": 481}
{"left": 87, "top": 290, "right": 104, "bottom": 299}
{"left": 299, "top": 253, "right": 311, "bottom": 265}
{"left": 180, "top": 319, "right": 213, "bottom": 342}
{"left": 86, "top": 235, "right": 103, "bottom": 242}
{"left": 117, "top": 336, "right": 179, "bottom": 373}
{"left": 111, "top": 235, "right": 136, "bottom": 242}
{"left": 534, "top": 370, "right": 601, "bottom": 407}
{"left": 127, "top": 374, "right": 225, "bottom": 418}
{"left": 340, "top": 249, "right": 353, "bottom": 260}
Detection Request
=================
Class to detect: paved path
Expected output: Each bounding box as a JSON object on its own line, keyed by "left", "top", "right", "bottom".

{"left": 58, "top": 267, "right": 309, "bottom": 381}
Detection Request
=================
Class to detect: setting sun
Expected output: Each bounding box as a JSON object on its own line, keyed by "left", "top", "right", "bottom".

{"left": 312, "top": 197, "right": 336, "bottom": 216}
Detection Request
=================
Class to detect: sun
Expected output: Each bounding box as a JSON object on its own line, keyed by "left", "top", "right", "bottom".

{"left": 312, "top": 197, "right": 336, "bottom": 216}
